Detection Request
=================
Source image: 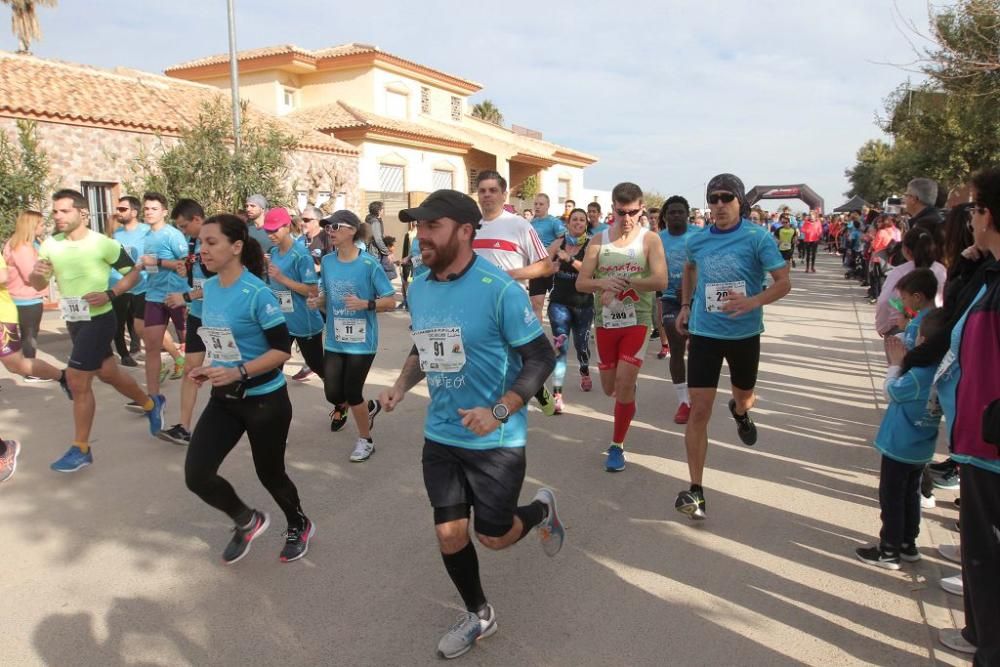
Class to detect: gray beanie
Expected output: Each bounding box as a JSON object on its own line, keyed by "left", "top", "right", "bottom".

{"left": 706, "top": 174, "right": 750, "bottom": 219}
{"left": 246, "top": 194, "right": 268, "bottom": 210}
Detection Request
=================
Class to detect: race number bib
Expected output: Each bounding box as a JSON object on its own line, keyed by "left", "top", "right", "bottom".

{"left": 601, "top": 299, "right": 637, "bottom": 328}
{"left": 275, "top": 290, "right": 294, "bottom": 313}
{"left": 411, "top": 327, "right": 466, "bottom": 373}
{"left": 193, "top": 278, "right": 205, "bottom": 290}
{"left": 198, "top": 327, "right": 241, "bottom": 363}
{"left": 59, "top": 297, "right": 91, "bottom": 322}
{"left": 145, "top": 261, "right": 159, "bottom": 274}
{"left": 334, "top": 318, "right": 366, "bottom": 343}
{"left": 705, "top": 281, "right": 747, "bottom": 313}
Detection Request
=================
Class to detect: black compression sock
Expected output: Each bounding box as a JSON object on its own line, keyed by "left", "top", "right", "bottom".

{"left": 441, "top": 542, "right": 487, "bottom": 613}
{"left": 690, "top": 484, "right": 703, "bottom": 494}
{"left": 515, "top": 500, "right": 547, "bottom": 540}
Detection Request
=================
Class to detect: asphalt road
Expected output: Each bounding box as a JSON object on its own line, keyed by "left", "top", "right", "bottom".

{"left": 0, "top": 253, "right": 969, "bottom": 666}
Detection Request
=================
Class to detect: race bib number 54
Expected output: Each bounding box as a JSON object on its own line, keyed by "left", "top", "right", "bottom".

{"left": 705, "top": 281, "right": 747, "bottom": 313}
{"left": 198, "top": 327, "right": 241, "bottom": 363}
{"left": 412, "top": 327, "right": 466, "bottom": 373}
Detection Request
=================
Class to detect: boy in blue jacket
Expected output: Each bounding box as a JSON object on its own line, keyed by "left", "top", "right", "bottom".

{"left": 856, "top": 308, "right": 948, "bottom": 569}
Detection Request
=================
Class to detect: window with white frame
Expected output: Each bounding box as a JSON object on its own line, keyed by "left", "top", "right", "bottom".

{"left": 379, "top": 164, "right": 405, "bottom": 193}
{"left": 280, "top": 88, "right": 296, "bottom": 114}
{"left": 557, "top": 179, "right": 571, "bottom": 204}
{"left": 432, "top": 169, "right": 454, "bottom": 190}
{"left": 386, "top": 90, "right": 407, "bottom": 119}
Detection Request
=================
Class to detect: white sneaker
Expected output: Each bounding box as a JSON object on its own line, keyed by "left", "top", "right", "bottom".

{"left": 937, "top": 543, "right": 961, "bottom": 564}
{"left": 938, "top": 628, "right": 976, "bottom": 654}
{"left": 349, "top": 438, "right": 374, "bottom": 462}
{"left": 920, "top": 494, "right": 936, "bottom": 509}
{"left": 940, "top": 574, "right": 963, "bottom": 596}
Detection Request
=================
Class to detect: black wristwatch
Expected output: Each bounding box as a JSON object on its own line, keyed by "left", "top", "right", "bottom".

{"left": 237, "top": 364, "right": 249, "bottom": 381}
{"left": 367, "top": 299, "right": 376, "bottom": 311}
{"left": 491, "top": 403, "right": 510, "bottom": 423}
{"left": 182, "top": 292, "right": 192, "bottom": 303}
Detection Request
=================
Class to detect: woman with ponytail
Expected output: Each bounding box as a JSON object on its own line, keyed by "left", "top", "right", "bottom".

{"left": 184, "top": 214, "right": 314, "bottom": 565}
{"left": 875, "top": 227, "right": 947, "bottom": 336}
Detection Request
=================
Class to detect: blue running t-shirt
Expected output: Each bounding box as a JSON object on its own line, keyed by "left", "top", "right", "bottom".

{"left": 200, "top": 268, "right": 287, "bottom": 396}
{"left": 320, "top": 251, "right": 395, "bottom": 354}
{"left": 685, "top": 220, "right": 786, "bottom": 340}
{"left": 188, "top": 239, "right": 207, "bottom": 319}
{"left": 113, "top": 224, "right": 150, "bottom": 294}
{"left": 409, "top": 238, "right": 430, "bottom": 280}
{"left": 143, "top": 224, "right": 190, "bottom": 303}
{"left": 531, "top": 215, "right": 566, "bottom": 247}
{"left": 658, "top": 228, "right": 697, "bottom": 301}
{"left": 269, "top": 243, "right": 324, "bottom": 337}
{"left": 408, "top": 255, "right": 545, "bottom": 450}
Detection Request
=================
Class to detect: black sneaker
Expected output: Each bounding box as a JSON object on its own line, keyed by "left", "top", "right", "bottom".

{"left": 120, "top": 356, "right": 138, "bottom": 367}
{"left": 367, "top": 399, "right": 382, "bottom": 432}
{"left": 931, "top": 467, "right": 960, "bottom": 490}
{"left": 675, "top": 489, "right": 706, "bottom": 520}
{"left": 129, "top": 340, "right": 142, "bottom": 355}
{"left": 222, "top": 510, "right": 269, "bottom": 565}
{"left": 329, "top": 405, "right": 348, "bottom": 432}
{"left": 855, "top": 544, "right": 901, "bottom": 570}
{"left": 928, "top": 458, "right": 958, "bottom": 474}
{"left": 157, "top": 424, "right": 191, "bottom": 446}
{"left": 728, "top": 399, "right": 758, "bottom": 446}
{"left": 58, "top": 371, "right": 73, "bottom": 401}
{"left": 280, "top": 519, "right": 316, "bottom": 563}
{"left": 900, "top": 543, "right": 921, "bottom": 562}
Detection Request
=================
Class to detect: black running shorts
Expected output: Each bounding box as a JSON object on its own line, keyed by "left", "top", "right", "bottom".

{"left": 687, "top": 334, "right": 761, "bottom": 390}
{"left": 67, "top": 311, "right": 116, "bottom": 371}
{"left": 422, "top": 439, "right": 526, "bottom": 538}
{"left": 528, "top": 276, "right": 552, "bottom": 297}
{"left": 185, "top": 314, "right": 205, "bottom": 354}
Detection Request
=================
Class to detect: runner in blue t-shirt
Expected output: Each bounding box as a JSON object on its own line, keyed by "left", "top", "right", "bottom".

{"left": 527, "top": 193, "right": 566, "bottom": 320}
{"left": 110, "top": 197, "right": 149, "bottom": 366}
{"left": 657, "top": 196, "right": 698, "bottom": 425}
{"left": 185, "top": 213, "right": 314, "bottom": 565}
{"left": 138, "top": 193, "right": 189, "bottom": 398}
{"left": 159, "top": 199, "right": 212, "bottom": 446}
{"left": 674, "top": 174, "right": 791, "bottom": 521}
{"left": 380, "top": 189, "right": 563, "bottom": 660}
{"left": 263, "top": 208, "right": 325, "bottom": 384}
{"left": 310, "top": 210, "right": 395, "bottom": 463}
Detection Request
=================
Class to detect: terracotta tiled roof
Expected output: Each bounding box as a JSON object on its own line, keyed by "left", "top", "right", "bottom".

{"left": 0, "top": 51, "right": 358, "bottom": 155}
{"left": 290, "top": 102, "right": 472, "bottom": 147}
{"left": 165, "top": 42, "right": 481, "bottom": 90}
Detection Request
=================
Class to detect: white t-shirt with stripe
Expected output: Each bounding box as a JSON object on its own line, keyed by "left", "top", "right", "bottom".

{"left": 473, "top": 211, "right": 547, "bottom": 284}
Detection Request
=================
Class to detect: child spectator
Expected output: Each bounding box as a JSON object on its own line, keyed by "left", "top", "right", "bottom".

{"left": 894, "top": 268, "right": 937, "bottom": 350}
{"left": 381, "top": 235, "right": 398, "bottom": 280}
{"left": 855, "top": 308, "right": 948, "bottom": 569}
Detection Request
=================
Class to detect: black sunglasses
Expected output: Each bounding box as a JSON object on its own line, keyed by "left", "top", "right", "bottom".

{"left": 614, "top": 207, "right": 643, "bottom": 217}
{"left": 707, "top": 193, "right": 737, "bottom": 204}
{"left": 115, "top": 207, "right": 131, "bottom": 213}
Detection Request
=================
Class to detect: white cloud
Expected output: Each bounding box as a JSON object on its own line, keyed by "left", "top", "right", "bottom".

{"left": 0, "top": 0, "right": 936, "bottom": 210}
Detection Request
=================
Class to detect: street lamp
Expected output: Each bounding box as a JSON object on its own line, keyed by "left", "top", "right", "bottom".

{"left": 226, "top": 0, "right": 242, "bottom": 152}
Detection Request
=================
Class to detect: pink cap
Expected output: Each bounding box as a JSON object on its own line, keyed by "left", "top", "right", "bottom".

{"left": 263, "top": 207, "right": 291, "bottom": 232}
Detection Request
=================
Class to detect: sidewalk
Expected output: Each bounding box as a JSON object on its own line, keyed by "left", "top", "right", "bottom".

{"left": 0, "top": 253, "right": 969, "bottom": 666}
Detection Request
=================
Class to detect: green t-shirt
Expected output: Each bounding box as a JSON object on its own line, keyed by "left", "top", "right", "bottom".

{"left": 39, "top": 230, "right": 128, "bottom": 317}
{"left": 776, "top": 227, "right": 797, "bottom": 251}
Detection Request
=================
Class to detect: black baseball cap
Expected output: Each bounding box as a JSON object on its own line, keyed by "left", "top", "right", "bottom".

{"left": 399, "top": 189, "right": 482, "bottom": 228}
{"left": 321, "top": 209, "right": 361, "bottom": 229}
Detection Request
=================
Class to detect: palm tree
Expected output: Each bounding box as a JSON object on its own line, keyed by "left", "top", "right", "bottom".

{"left": 471, "top": 100, "right": 504, "bottom": 125}
{"left": 3, "top": 0, "right": 57, "bottom": 54}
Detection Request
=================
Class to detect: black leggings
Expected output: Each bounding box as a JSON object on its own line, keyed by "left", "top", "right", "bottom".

{"left": 184, "top": 385, "right": 305, "bottom": 527}
{"left": 323, "top": 351, "right": 375, "bottom": 407}
{"left": 111, "top": 293, "right": 138, "bottom": 358}
{"left": 293, "top": 333, "right": 326, "bottom": 378}
{"left": 803, "top": 241, "right": 818, "bottom": 269}
{"left": 14, "top": 303, "right": 43, "bottom": 359}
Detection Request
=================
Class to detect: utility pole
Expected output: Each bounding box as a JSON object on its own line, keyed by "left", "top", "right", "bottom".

{"left": 226, "top": 0, "right": 242, "bottom": 152}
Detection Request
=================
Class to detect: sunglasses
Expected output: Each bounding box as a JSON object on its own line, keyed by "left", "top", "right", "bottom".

{"left": 115, "top": 207, "right": 131, "bottom": 213}
{"left": 707, "top": 193, "right": 737, "bottom": 205}
{"left": 330, "top": 223, "right": 354, "bottom": 231}
{"left": 614, "top": 207, "right": 643, "bottom": 217}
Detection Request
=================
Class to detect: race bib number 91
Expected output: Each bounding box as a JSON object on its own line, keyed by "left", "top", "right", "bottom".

{"left": 411, "top": 327, "right": 466, "bottom": 373}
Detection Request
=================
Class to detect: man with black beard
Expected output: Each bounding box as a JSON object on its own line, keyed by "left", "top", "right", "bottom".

{"left": 379, "top": 189, "right": 562, "bottom": 660}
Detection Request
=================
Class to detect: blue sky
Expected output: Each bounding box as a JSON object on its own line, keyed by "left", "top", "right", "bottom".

{"left": 1, "top": 0, "right": 938, "bottom": 210}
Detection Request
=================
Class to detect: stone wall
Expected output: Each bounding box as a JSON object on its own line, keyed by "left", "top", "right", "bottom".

{"left": 0, "top": 116, "right": 359, "bottom": 212}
